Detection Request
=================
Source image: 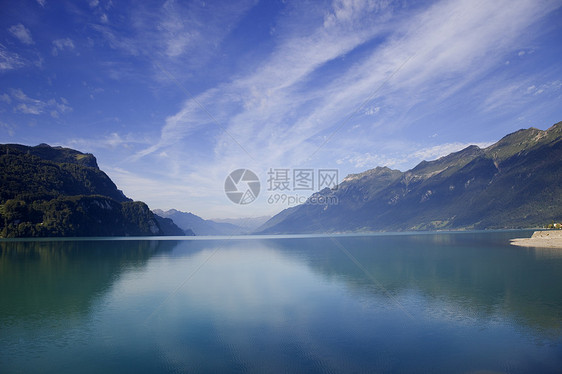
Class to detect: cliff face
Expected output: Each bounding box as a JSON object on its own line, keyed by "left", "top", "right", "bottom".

{"left": 0, "top": 143, "right": 174, "bottom": 237}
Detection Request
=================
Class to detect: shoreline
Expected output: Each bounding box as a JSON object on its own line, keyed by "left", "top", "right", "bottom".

{"left": 510, "top": 230, "right": 562, "bottom": 248}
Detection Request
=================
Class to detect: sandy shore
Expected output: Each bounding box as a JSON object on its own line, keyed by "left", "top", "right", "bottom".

{"left": 510, "top": 230, "right": 562, "bottom": 248}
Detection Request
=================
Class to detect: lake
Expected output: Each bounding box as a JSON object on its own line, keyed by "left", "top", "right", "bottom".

{"left": 1, "top": 231, "right": 562, "bottom": 373}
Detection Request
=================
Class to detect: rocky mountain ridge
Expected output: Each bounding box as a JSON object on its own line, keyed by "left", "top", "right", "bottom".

{"left": 257, "top": 122, "right": 562, "bottom": 233}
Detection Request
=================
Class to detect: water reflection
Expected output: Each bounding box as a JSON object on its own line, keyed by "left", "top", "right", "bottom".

{"left": 0, "top": 240, "right": 179, "bottom": 320}
{"left": 1, "top": 232, "right": 562, "bottom": 373}
{"left": 264, "top": 233, "right": 562, "bottom": 335}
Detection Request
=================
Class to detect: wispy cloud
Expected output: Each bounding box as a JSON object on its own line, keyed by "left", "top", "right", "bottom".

{"left": 67, "top": 131, "right": 150, "bottom": 151}
{"left": 0, "top": 43, "right": 26, "bottom": 71}
{"left": 337, "top": 141, "right": 493, "bottom": 170}
{"left": 140, "top": 0, "right": 555, "bottom": 165}
{"left": 412, "top": 142, "right": 493, "bottom": 162}
{"left": 483, "top": 77, "right": 562, "bottom": 113}
{"left": 8, "top": 24, "right": 34, "bottom": 45}
{"left": 90, "top": 0, "right": 256, "bottom": 74}
{"left": 51, "top": 38, "right": 75, "bottom": 56}
{"left": 136, "top": 0, "right": 394, "bottom": 160}
{"left": 11, "top": 89, "right": 44, "bottom": 114}
{"left": 7, "top": 89, "right": 72, "bottom": 117}
{"left": 0, "top": 121, "right": 16, "bottom": 137}
{"left": 289, "top": 0, "right": 557, "bottom": 138}
{"left": 0, "top": 93, "right": 11, "bottom": 104}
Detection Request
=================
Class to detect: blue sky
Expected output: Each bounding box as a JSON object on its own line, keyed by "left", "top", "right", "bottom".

{"left": 1, "top": 0, "right": 562, "bottom": 219}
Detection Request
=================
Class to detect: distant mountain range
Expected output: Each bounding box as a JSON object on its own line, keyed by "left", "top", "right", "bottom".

{"left": 211, "top": 216, "right": 271, "bottom": 231}
{"left": 0, "top": 143, "right": 184, "bottom": 237}
{"left": 153, "top": 209, "right": 269, "bottom": 235}
{"left": 257, "top": 122, "right": 562, "bottom": 234}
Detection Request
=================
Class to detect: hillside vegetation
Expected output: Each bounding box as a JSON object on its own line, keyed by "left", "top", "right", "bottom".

{"left": 0, "top": 144, "right": 174, "bottom": 237}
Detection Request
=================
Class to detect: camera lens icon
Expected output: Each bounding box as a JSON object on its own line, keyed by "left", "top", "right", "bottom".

{"left": 224, "top": 169, "right": 260, "bottom": 205}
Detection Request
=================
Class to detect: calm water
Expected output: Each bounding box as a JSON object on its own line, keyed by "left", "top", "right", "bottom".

{"left": 1, "top": 231, "right": 562, "bottom": 373}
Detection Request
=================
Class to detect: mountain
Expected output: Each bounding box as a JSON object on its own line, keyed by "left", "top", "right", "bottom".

{"left": 0, "top": 143, "right": 129, "bottom": 202}
{"left": 154, "top": 209, "right": 250, "bottom": 235}
{"left": 0, "top": 143, "right": 183, "bottom": 237}
{"left": 153, "top": 214, "right": 192, "bottom": 236}
{"left": 257, "top": 121, "right": 562, "bottom": 234}
{"left": 211, "top": 216, "right": 271, "bottom": 232}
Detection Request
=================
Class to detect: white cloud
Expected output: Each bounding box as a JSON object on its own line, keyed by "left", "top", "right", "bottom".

{"left": 8, "top": 89, "right": 72, "bottom": 117}
{"left": 65, "top": 131, "right": 152, "bottom": 155}
{"left": 364, "top": 106, "right": 380, "bottom": 115}
{"left": 304, "top": 0, "right": 556, "bottom": 124}
{"left": 338, "top": 141, "right": 493, "bottom": 170}
{"left": 0, "top": 43, "right": 26, "bottom": 71}
{"left": 92, "top": 0, "right": 255, "bottom": 66}
{"left": 338, "top": 152, "right": 401, "bottom": 169}
{"left": 51, "top": 38, "right": 75, "bottom": 56}
{"left": 411, "top": 142, "right": 493, "bottom": 162}
{"left": 141, "top": 0, "right": 555, "bottom": 168}
{"left": 11, "top": 89, "right": 45, "bottom": 114}
{"left": 482, "top": 77, "right": 562, "bottom": 113}
{"left": 36, "top": 0, "right": 46, "bottom": 7}
{"left": 0, "top": 122, "right": 16, "bottom": 136}
{"left": 324, "top": 0, "right": 389, "bottom": 27}
{"left": 16, "top": 103, "right": 43, "bottom": 115}
{"left": 47, "top": 97, "right": 72, "bottom": 117}
{"left": 529, "top": 80, "right": 561, "bottom": 96}
{"left": 158, "top": 0, "right": 256, "bottom": 60}
{"left": 8, "top": 24, "right": 34, "bottom": 45}
{"left": 135, "top": 0, "right": 394, "bottom": 164}
{"left": 11, "top": 89, "right": 29, "bottom": 101}
{"left": 158, "top": 2, "right": 197, "bottom": 58}
{"left": 90, "top": 25, "right": 139, "bottom": 56}
{"left": 0, "top": 93, "right": 11, "bottom": 104}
